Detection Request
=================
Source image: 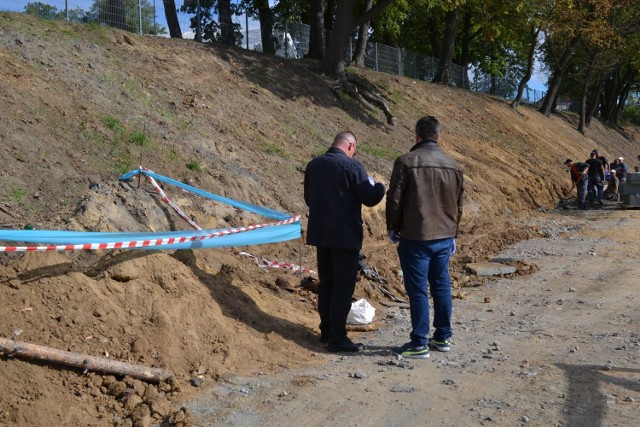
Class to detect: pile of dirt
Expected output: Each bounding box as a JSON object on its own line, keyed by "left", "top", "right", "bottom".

{"left": 1, "top": 12, "right": 639, "bottom": 426}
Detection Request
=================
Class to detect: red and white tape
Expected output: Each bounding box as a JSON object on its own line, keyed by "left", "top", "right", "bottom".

{"left": 239, "top": 251, "right": 316, "bottom": 275}
{"left": 0, "top": 216, "right": 299, "bottom": 252}
{"left": 144, "top": 173, "right": 203, "bottom": 230}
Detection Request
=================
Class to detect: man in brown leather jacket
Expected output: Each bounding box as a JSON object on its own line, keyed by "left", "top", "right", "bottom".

{"left": 386, "top": 116, "right": 464, "bottom": 359}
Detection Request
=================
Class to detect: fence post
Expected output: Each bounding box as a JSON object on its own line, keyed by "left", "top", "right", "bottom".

{"left": 284, "top": 21, "right": 289, "bottom": 58}
{"left": 153, "top": 0, "right": 156, "bottom": 34}
{"left": 246, "top": 13, "right": 249, "bottom": 49}
{"left": 375, "top": 43, "right": 379, "bottom": 72}
{"left": 137, "top": 0, "right": 142, "bottom": 34}
{"left": 64, "top": 0, "right": 68, "bottom": 20}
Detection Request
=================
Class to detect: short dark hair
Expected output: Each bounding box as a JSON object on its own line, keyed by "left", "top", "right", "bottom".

{"left": 333, "top": 131, "right": 357, "bottom": 145}
{"left": 564, "top": 159, "right": 572, "bottom": 165}
{"left": 415, "top": 116, "right": 441, "bottom": 141}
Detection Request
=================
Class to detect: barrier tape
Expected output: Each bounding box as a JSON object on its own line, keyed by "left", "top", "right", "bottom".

{"left": 0, "top": 216, "right": 300, "bottom": 252}
{"left": 143, "top": 172, "right": 203, "bottom": 231}
{"left": 239, "top": 251, "right": 316, "bottom": 275}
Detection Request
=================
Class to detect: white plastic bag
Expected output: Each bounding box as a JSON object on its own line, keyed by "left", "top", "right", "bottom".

{"left": 346, "top": 298, "right": 375, "bottom": 324}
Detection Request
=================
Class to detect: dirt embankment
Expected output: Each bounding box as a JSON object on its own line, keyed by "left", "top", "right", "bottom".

{"left": 1, "top": 13, "right": 639, "bottom": 426}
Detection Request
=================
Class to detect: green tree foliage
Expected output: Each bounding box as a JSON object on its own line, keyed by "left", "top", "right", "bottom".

{"left": 24, "top": 2, "right": 65, "bottom": 20}
{"left": 180, "top": 0, "right": 242, "bottom": 45}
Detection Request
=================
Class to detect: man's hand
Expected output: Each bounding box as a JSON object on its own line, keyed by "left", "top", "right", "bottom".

{"left": 389, "top": 230, "right": 401, "bottom": 243}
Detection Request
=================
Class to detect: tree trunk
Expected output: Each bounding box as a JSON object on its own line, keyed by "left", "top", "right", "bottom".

{"left": 538, "top": 36, "right": 580, "bottom": 116}
{"left": 307, "top": 0, "right": 325, "bottom": 59}
{"left": 611, "top": 74, "right": 634, "bottom": 125}
{"left": 585, "top": 73, "right": 605, "bottom": 126}
{"left": 162, "top": 0, "right": 182, "bottom": 38}
{"left": 433, "top": 8, "right": 459, "bottom": 86}
{"left": 218, "top": 0, "right": 234, "bottom": 45}
{"left": 256, "top": 0, "right": 276, "bottom": 54}
{"left": 321, "top": 0, "right": 354, "bottom": 76}
{"left": 578, "top": 52, "right": 596, "bottom": 134}
{"left": 511, "top": 26, "right": 540, "bottom": 110}
{"left": 426, "top": 14, "right": 440, "bottom": 56}
{"left": 458, "top": 7, "right": 478, "bottom": 90}
{"left": 324, "top": 0, "right": 336, "bottom": 53}
{"left": 320, "top": 0, "right": 393, "bottom": 77}
{"left": 352, "top": 0, "right": 372, "bottom": 67}
{"left": 108, "top": 0, "right": 126, "bottom": 30}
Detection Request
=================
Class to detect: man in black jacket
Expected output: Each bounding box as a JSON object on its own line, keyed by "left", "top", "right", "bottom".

{"left": 304, "top": 131, "right": 385, "bottom": 352}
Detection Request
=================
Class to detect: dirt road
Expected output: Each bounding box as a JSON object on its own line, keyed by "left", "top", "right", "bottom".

{"left": 182, "top": 208, "right": 640, "bottom": 427}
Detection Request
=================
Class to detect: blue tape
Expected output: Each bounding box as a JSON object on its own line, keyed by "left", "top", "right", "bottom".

{"left": 1, "top": 169, "right": 301, "bottom": 249}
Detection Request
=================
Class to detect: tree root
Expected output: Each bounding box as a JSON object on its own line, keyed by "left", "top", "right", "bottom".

{"left": 337, "top": 73, "right": 396, "bottom": 126}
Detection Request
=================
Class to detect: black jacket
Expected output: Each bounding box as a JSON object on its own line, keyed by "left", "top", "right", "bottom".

{"left": 304, "top": 147, "right": 385, "bottom": 249}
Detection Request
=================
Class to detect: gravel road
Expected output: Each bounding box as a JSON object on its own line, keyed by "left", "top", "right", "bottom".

{"left": 183, "top": 209, "right": 640, "bottom": 427}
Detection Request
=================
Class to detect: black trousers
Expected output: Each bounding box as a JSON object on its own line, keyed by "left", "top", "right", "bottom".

{"left": 316, "top": 247, "right": 360, "bottom": 345}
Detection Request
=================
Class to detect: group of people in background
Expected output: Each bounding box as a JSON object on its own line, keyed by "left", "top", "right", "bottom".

{"left": 564, "top": 150, "right": 637, "bottom": 209}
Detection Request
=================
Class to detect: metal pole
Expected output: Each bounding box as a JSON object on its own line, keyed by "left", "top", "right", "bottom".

{"left": 65, "top": 0, "right": 68, "bottom": 20}
{"left": 375, "top": 43, "right": 379, "bottom": 72}
{"left": 245, "top": 12, "right": 249, "bottom": 49}
{"left": 137, "top": 0, "right": 142, "bottom": 34}
{"left": 284, "top": 21, "right": 289, "bottom": 58}
{"left": 153, "top": 0, "right": 156, "bottom": 35}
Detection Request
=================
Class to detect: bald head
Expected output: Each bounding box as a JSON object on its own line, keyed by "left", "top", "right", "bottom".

{"left": 332, "top": 131, "right": 357, "bottom": 158}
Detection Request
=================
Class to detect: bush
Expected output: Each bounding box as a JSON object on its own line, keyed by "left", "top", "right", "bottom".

{"left": 620, "top": 105, "right": 640, "bottom": 126}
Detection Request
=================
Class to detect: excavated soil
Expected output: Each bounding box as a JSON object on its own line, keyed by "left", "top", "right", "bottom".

{"left": 1, "top": 13, "right": 639, "bottom": 426}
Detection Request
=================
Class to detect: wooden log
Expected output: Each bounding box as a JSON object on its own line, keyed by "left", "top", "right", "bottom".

{"left": 0, "top": 337, "right": 173, "bottom": 383}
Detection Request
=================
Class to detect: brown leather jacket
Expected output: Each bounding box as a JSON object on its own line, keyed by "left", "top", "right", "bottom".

{"left": 386, "top": 140, "right": 464, "bottom": 240}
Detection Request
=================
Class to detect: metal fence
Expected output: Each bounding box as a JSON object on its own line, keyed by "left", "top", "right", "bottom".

{"left": 0, "top": 0, "right": 546, "bottom": 104}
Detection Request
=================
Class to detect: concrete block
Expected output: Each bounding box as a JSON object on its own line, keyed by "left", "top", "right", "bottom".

{"left": 625, "top": 173, "right": 640, "bottom": 185}
{"left": 622, "top": 194, "right": 640, "bottom": 207}
{"left": 465, "top": 262, "right": 517, "bottom": 276}
{"left": 621, "top": 182, "right": 640, "bottom": 195}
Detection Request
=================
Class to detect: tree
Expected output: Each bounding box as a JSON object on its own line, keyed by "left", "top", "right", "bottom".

{"left": 432, "top": 7, "right": 459, "bottom": 85}
{"left": 352, "top": 0, "right": 373, "bottom": 67}
{"left": 24, "top": 2, "right": 64, "bottom": 20}
{"left": 180, "top": 0, "right": 242, "bottom": 45}
{"left": 219, "top": 0, "right": 235, "bottom": 45}
{"left": 162, "top": 0, "right": 182, "bottom": 38}
{"left": 320, "top": 0, "right": 394, "bottom": 77}
{"left": 307, "top": 0, "right": 326, "bottom": 59}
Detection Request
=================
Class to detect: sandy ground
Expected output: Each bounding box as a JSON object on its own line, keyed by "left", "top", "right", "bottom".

{"left": 183, "top": 207, "right": 640, "bottom": 427}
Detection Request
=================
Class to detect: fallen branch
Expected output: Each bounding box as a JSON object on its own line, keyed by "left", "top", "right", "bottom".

{"left": 0, "top": 337, "right": 173, "bottom": 383}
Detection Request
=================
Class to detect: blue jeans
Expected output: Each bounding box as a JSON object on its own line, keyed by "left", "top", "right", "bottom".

{"left": 587, "top": 175, "right": 603, "bottom": 204}
{"left": 397, "top": 237, "right": 454, "bottom": 347}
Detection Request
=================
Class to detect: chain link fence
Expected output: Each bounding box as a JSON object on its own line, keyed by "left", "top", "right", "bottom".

{"left": 0, "top": 1, "right": 546, "bottom": 104}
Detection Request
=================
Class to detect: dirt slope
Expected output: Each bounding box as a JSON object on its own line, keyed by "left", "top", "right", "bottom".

{"left": 1, "top": 12, "right": 639, "bottom": 426}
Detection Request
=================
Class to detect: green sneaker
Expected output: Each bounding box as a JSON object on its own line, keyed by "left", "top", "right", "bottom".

{"left": 429, "top": 338, "right": 451, "bottom": 352}
{"left": 394, "top": 342, "right": 430, "bottom": 359}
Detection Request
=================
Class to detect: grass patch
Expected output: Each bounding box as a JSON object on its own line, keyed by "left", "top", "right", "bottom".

{"left": 129, "top": 130, "right": 149, "bottom": 146}
{"left": 358, "top": 143, "right": 399, "bottom": 161}
{"left": 186, "top": 161, "right": 201, "bottom": 172}
{"left": 103, "top": 115, "right": 122, "bottom": 132}
{"left": 260, "top": 141, "right": 289, "bottom": 159}
{"left": 8, "top": 187, "right": 28, "bottom": 204}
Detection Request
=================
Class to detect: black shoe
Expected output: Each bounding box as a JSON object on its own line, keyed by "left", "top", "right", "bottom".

{"left": 327, "top": 339, "right": 365, "bottom": 353}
